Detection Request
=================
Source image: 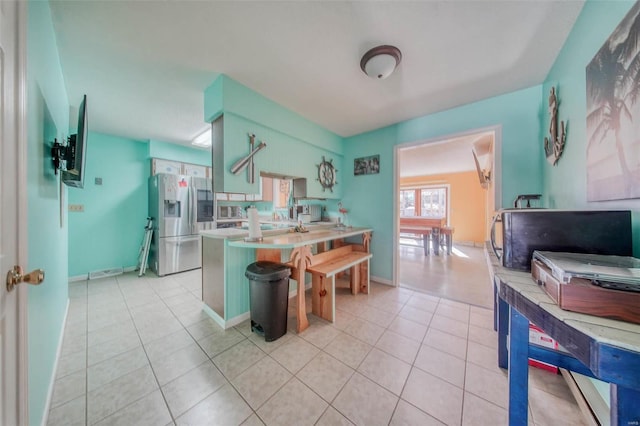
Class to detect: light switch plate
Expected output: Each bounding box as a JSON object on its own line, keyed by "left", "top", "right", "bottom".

{"left": 68, "top": 204, "right": 84, "bottom": 212}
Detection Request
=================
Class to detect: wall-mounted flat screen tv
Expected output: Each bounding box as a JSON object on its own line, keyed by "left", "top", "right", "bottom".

{"left": 62, "top": 95, "right": 88, "bottom": 188}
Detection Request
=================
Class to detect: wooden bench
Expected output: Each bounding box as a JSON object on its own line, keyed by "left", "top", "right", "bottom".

{"left": 399, "top": 226, "right": 432, "bottom": 256}
{"left": 305, "top": 245, "right": 372, "bottom": 322}
{"left": 440, "top": 226, "right": 455, "bottom": 255}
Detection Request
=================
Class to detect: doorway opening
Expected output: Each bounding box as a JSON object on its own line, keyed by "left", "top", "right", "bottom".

{"left": 393, "top": 126, "right": 501, "bottom": 307}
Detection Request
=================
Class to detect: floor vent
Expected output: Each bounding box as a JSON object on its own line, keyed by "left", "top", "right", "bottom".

{"left": 89, "top": 267, "right": 123, "bottom": 280}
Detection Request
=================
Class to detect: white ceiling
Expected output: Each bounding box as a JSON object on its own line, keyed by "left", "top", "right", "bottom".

{"left": 49, "top": 1, "right": 584, "bottom": 146}
{"left": 399, "top": 131, "right": 494, "bottom": 177}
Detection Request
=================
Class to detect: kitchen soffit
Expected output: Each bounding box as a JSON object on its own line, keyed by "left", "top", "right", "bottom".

{"left": 49, "top": 1, "right": 584, "bottom": 146}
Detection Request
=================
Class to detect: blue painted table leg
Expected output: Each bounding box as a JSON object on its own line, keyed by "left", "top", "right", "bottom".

{"left": 493, "top": 277, "right": 498, "bottom": 331}
{"left": 508, "top": 307, "right": 529, "bottom": 426}
{"left": 611, "top": 385, "right": 640, "bottom": 425}
{"left": 498, "top": 295, "right": 509, "bottom": 369}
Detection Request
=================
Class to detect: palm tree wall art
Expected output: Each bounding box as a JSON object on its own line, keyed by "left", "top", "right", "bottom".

{"left": 586, "top": 1, "right": 640, "bottom": 201}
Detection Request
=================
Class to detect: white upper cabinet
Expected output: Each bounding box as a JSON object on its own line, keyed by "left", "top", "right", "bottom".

{"left": 184, "top": 164, "right": 207, "bottom": 177}
{"left": 152, "top": 158, "right": 182, "bottom": 175}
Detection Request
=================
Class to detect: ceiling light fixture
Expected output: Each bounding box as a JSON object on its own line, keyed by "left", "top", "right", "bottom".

{"left": 191, "top": 127, "right": 212, "bottom": 147}
{"left": 360, "top": 45, "right": 402, "bottom": 79}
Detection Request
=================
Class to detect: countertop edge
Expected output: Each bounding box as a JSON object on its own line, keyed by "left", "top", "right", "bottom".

{"left": 201, "top": 222, "right": 346, "bottom": 240}
{"left": 227, "top": 227, "right": 373, "bottom": 248}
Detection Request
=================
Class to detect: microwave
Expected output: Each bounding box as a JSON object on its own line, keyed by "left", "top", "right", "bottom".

{"left": 293, "top": 205, "right": 322, "bottom": 222}
{"left": 490, "top": 209, "right": 632, "bottom": 271}
{"left": 217, "top": 205, "right": 243, "bottom": 219}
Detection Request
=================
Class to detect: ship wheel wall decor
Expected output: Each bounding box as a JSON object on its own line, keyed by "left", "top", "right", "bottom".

{"left": 316, "top": 156, "right": 338, "bottom": 192}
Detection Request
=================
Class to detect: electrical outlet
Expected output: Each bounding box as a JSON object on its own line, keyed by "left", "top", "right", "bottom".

{"left": 68, "top": 204, "right": 84, "bottom": 212}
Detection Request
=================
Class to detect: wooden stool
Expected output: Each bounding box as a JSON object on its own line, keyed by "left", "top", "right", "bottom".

{"left": 440, "top": 226, "right": 455, "bottom": 255}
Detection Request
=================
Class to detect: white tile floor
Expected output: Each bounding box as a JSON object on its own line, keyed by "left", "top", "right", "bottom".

{"left": 399, "top": 244, "right": 494, "bottom": 308}
{"left": 47, "top": 269, "right": 587, "bottom": 426}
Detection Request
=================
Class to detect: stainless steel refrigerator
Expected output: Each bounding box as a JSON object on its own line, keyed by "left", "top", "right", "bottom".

{"left": 149, "top": 173, "right": 214, "bottom": 276}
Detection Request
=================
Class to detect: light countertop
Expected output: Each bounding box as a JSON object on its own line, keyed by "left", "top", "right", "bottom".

{"left": 201, "top": 221, "right": 338, "bottom": 239}
{"left": 200, "top": 228, "right": 250, "bottom": 239}
{"left": 227, "top": 226, "right": 372, "bottom": 249}
{"left": 486, "top": 243, "right": 640, "bottom": 354}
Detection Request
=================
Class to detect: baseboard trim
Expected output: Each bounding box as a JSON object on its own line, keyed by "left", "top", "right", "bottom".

{"left": 202, "top": 281, "right": 311, "bottom": 331}
{"left": 562, "top": 369, "right": 603, "bottom": 426}
{"left": 438, "top": 240, "right": 485, "bottom": 249}
{"left": 202, "top": 304, "right": 251, "bottom": 330}
{"left": 68, "top": 274, "right": 88, "bottom": 282}
{"left": 69, "top": 265, "right": 137, "bottom": 283}
{"left": 202, "top": 304, "right": 226, "bottom": 329}
{"left": 40, "top": 299, "right": 70, "bottom": 426}
{"left": 224, "top": 312, "right": 251, "bottom": 329}
{"left": 371, "top": 275, "right": 393, "bottom": 286}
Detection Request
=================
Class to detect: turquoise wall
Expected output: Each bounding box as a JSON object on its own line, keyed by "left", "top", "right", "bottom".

{"left": 204, "top": 76, "right": 344, "bottom": 197}
{"left": 67, "top": 134, "right": 212, "bottom": 277}
{"left": 224, "top": 112, "right": 344, "bottom": 198}
{"left": 67, "top": 133, "right": 149, "bottom": 277}
{"left": 27, "top": 1, "right": 70, "bottom": 424}
{"left": 542, "top": 0, "right": 640, "bottom": 255}
{"left": 540, "top": 0, "right": 639, "bottom": 399}
{"left": 148, "top": 139, "right": 211, "bottom": 166}
{"left": 205, "top": 75, "right": 343, "bottom": 154}
{"left": 343, "top": 86, "right": 543, "bottom": 280}
{"left": 224, "top": 244, "right": 255, "bottom": 319}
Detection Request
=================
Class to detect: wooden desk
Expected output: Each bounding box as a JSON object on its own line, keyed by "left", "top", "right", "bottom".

{"left": 486, "top": 246, "right": 640, "bottom": 425}
{"left": 229, "top": 227, "right": 372, "bottom": 333}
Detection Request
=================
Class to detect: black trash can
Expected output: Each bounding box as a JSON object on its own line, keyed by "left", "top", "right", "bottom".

{"left": 245, "top": 261, "right": 291, "bottom": 342}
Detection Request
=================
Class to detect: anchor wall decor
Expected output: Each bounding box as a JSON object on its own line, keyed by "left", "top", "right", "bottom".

{"left": 544, "top": 86, "right": 567, "bottom": 166}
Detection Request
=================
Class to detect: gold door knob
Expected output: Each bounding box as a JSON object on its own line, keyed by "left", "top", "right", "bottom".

{"left": 6, "top": 265, "right": 45, "bottom": 292}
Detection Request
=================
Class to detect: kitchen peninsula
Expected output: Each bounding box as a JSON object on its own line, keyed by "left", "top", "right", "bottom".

{"left": 201, "top": 225, "right": 372, "bottom": 333}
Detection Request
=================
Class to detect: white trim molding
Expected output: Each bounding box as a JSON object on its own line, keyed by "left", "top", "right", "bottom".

{"left": 40, "top": 300, "right": 70, "bottom": 426}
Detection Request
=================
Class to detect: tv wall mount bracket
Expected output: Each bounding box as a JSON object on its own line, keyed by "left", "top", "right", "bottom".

{"left": 51, "top": 137, "right": 76, "bottom": 174}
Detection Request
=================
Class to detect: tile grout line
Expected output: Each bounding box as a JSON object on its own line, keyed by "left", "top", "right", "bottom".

{"left": 84, "top": 280, "right": 89, "bottom": 426}
{"left": 65, "top": 271, "right": 518, "bottom": 426}
{"left": 389, "top": 292, "right": 434, "bottom": 425}
{"left": 331, "top": 287, "right": 412, "bottom": 425}
{"left": 84, "top": 276, "right": 156, "bottom": 424}
{"left": 158, "top": 273, "right": 258, "bottom": 424}
{"left": 145, "top": 273, "right": 220, "bottom": 424}
{"left": 117, "top": 273, "right": 179, "bottom": 425}
{"left": 192, "top": 329, "right": 256, "bottom": 424}
{"left": 458, "top": 303, "right": 471, "bottom": 426}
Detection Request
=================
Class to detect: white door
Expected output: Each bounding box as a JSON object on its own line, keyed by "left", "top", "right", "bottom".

{"left": 1, "top": 1, "right": 29, "bottom": 425}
